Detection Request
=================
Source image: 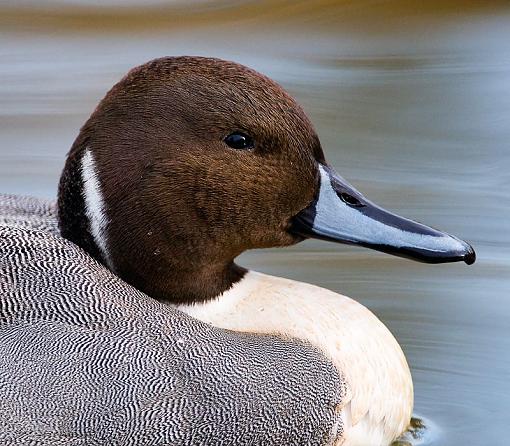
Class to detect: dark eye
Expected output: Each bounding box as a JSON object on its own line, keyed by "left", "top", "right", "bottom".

{"left": 224, "top": 132, "right": 254, "bottom": 150}
{"left": 339, "top": 192, "right": 364, "bottom": 207}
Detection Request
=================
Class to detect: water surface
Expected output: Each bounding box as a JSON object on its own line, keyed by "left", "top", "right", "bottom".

{"left": 1, "top": 1, "right": 509, "bottom": 444}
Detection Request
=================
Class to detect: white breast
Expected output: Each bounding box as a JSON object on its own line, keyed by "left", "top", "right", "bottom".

{"left": 176, "top": 271, "right": 413, "bottom": 446}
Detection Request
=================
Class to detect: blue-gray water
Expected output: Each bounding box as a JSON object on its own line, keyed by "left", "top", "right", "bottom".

{"left": 1, "top": 1, "right": 509, "bottom": 444}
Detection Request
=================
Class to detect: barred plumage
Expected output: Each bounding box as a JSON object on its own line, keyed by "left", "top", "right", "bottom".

{"left": 0, "top": 194, "right": 345, "bottom": 445}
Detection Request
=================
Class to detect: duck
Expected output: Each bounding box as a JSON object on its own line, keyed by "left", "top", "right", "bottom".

{"left": 0, "top": 56, "right": 475, "bottom": 445}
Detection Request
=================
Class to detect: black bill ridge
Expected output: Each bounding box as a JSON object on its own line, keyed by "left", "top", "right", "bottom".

{"left": 290, "top": 164, "right": 476, "bottom": 265}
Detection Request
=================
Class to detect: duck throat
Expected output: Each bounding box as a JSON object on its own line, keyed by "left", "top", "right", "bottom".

{"left": 143, "top": 261, "right": 248, "bottom": 306}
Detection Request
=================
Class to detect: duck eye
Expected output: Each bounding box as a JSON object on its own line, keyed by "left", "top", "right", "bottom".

{"left": 224, "top": 132, "right": 254, "bottom": 150}
{"left": 339, "top": 192, "right": 364, "bottom": 207}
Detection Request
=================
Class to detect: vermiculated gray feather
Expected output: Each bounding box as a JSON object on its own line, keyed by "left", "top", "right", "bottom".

{"left": 0, "top": 194, "right": 58, "bottom": 235}
{"left": 0, "top": 194, "right": 346, "bottom": 445}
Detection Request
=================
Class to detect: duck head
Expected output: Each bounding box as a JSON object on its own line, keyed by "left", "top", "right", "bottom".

{"left": 58, "top": 56, "right": 475, "bottom": 305}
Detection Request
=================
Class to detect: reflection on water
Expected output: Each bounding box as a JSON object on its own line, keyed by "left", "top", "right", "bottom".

{"left": 392, "top": 416, "right": 437, "bottom": 446}
{"left": 1, "top": 1, "right": 509, "bottom": 444}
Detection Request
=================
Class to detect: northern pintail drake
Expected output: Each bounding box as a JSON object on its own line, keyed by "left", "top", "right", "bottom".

{"left": 0, "top": 56, "right": 475, "bottom": 445}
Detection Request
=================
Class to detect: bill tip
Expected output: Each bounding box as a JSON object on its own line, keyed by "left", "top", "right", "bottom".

{"left": 463, "top": 246, "right": 476, "bottom": 265}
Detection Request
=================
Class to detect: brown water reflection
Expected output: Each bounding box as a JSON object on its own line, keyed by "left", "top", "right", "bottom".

{"left": 1, "top": 1, "right": 509, "bottom": 444}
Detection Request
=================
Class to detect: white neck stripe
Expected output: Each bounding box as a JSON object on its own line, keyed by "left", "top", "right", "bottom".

{"left": 81, "top": 148, "right": 114, "bottom": 271}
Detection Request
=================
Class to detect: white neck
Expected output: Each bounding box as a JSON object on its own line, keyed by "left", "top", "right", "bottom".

{"left": 176, "top": 270, "right": 413, "bottom": 446}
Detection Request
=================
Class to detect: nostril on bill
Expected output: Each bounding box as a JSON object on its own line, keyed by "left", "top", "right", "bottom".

{"left": 338, "top": 192, "right": 364, "bottom": 207}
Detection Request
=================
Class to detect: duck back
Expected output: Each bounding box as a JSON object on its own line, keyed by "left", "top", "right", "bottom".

{"left": 0, "top": 212, "right": 346, "bottom": 445}
{"left": 0, "top": 193, "right": 58, "bottom": 235}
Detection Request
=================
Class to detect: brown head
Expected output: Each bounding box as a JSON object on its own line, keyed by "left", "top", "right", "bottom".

{"left": 58, "top": 57, "right": 324, "bottom": 304}
{"left": 58, "top": 56, "right": 475, "bottom": 305}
